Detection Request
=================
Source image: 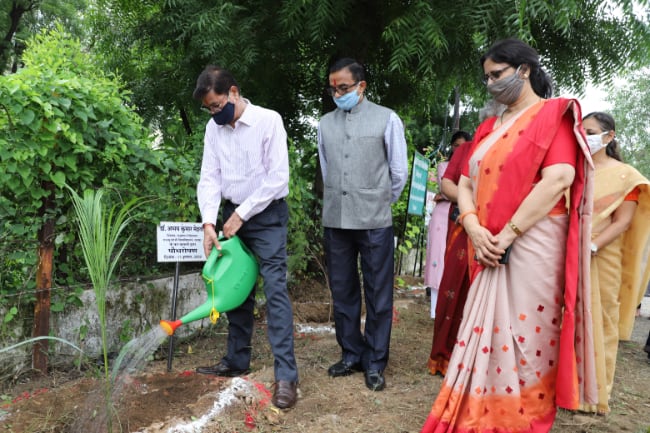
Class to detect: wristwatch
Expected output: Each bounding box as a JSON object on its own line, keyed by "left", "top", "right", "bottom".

{"left": 590, "top": 242, "right": 598, "bottom": 255}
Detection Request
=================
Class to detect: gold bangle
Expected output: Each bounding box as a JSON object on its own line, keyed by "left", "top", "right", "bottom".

{"left": 508, "top": 220, "right": 522, "bottom": 237}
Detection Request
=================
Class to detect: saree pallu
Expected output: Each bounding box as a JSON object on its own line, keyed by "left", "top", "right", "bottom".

{"left": 421, "top": 99, "right": 596, "bottom": 433}
{"left": 582, "top": 164, "right": 650, "bottom": 414}
{"left": 425, "top": 161, "right": 451, "bottom": 318}
{"left": 428, "top": 220, "right": 470, "bottom": 376}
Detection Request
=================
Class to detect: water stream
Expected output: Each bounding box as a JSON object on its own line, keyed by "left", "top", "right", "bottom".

{"left": 70, "top": 326, "right": 169, "bottom": 433}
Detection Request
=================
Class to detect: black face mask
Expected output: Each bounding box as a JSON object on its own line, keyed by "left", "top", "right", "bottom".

{"left": 212, "top": 102, "right": 235, "bottom": 125}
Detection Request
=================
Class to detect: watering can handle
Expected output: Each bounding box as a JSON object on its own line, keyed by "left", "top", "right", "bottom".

{"left": 214, "top": 236, "right": 232, "bottom": 257}
{"left": 207, "top": 235, "right": 233, "bottom": 263}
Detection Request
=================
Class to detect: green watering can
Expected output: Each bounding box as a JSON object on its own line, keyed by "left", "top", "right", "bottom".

{"left": 160, "top": 236, "right": 258, "bottom": 336}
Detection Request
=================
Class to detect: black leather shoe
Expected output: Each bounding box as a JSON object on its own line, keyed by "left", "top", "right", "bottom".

{"left": 196, "top": 361, "right": 250, "bottom": 377}
{"left": 328, "top": 359, "right": 364, "bottom": 377}
{"left": 272, "top": 380, "right": 298, "bottom": 409}
{"left": 364, "top": 369, "right": 385, "bottom": 391}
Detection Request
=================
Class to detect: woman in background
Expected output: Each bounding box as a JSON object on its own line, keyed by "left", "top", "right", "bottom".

{"left": 423, "top": 131, "right": 471, "bottom": 318}
{"left": 581, "top": 112, "right": 650, "bottom": 413}
{"left": 427, "top": 132, "right": 473, "bottom": 376}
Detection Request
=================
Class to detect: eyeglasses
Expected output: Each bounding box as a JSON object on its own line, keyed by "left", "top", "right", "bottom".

{"left": 201, "top": 95, "right": 229, "bottom": 114}
{"left": 482, "top": 66, "right": 514, "bottom": 84}
{"left": 327, "top": 82, "right": 359, "bottom": 97}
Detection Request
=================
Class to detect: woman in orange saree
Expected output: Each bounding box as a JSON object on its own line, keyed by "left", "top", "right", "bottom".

{"left": 580, "top": 112, "right": 650, "bottom": 414}
{"left": 421, "top": 38, "right": 596, "bottom": 433}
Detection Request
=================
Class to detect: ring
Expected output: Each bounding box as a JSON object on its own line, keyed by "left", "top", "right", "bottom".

{"left": 473, "top": 254, "right": 478, "bottom": 261}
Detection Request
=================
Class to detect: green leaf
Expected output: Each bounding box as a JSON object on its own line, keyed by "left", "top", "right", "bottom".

{"left": 50, "top": 171, "right": 66, "bottom": 187}
{"left": 20, "top": 109, "right": 36, "bottom": 125}
{"left": 3, "top": 307, "right": 18, "bottom": 323}
{"left": 20, "top": 171, "right": 34, "bottom": 188}
{"left": 50, "top": 302, "right": 65, "bottom": 313}
{"left": 73, "top": 109, "right": 88, "bottom": 123}
{"left": 39, "top": 161, "right": 52, "bottom": 173}
{"left": 63, "top": 155, "right": 77, "bottom": 170}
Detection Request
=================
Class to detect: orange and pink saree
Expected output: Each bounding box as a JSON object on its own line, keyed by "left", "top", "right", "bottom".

{"left": 421, "top": 98, "right": 597, "bottom": 433}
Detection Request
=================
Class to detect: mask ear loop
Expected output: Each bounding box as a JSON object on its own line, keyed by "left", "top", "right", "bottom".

{"left": 517, "top": 64, "right": 529, "bottom": 79}
{"left": 602, "top": 130, "right": 614, "bottom": 145}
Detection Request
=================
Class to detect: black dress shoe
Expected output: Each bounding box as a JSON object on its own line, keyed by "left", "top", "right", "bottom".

{"left": 272, "top": 380, "right": 298, "bottom": 409}
{"left": 364, "top": 369, "right": 385, "bottom": 391}
{"left": 196, "top": 361, "right": 250, "bottom": 377}
{"left": 328, "top": 359, "right": 363, "bottom": 377}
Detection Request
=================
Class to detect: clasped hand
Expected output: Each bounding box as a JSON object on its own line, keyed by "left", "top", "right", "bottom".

{"left": 466, "top": 223, "right": 515, "bottom": 267}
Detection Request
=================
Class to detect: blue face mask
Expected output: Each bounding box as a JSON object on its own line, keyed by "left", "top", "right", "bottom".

{"left": 212, "top": 102, "right": 235, "bottom": 125}
{"left": 334, "top": 86, "right": 361, "bottom": 111}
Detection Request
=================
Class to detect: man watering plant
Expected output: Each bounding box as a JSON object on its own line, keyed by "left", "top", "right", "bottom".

{"left": 193, "top": 65, "right": 298, "bottom": 409}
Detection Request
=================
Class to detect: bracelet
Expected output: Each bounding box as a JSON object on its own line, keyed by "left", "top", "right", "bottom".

{"left": 508, "top": 220, "right": 523, "bottom": 237}
{"left": 457, "top": 210, "right": 477, "bottom": 225}
{"left": 202, "top": 223, "right": 216, "bottom": 230}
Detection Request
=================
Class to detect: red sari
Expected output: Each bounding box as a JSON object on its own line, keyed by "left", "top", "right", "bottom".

{"left": 428, "top": 141, "right": 473, "bottom": 376}
{"left": 421, "top": 99, "right": 596, "bottom": 433}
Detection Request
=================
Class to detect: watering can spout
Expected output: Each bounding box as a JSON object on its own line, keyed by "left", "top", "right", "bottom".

{"left": 160, "top": 236, "right": 258, "bottom": 335}
{"left": 160, "top": 319, "right": 182, "bottom": 336}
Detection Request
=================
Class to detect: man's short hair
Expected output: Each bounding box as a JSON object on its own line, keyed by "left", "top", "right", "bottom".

{"left": 193, "top": 65, "right": 239, "bottom": 100}
{"left": 329, "top": 58, "right": 365, "bottom": 82}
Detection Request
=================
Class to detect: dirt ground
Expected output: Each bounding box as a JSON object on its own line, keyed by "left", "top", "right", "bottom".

{"left": 2, "top": 276, "right": 650, "bottom": 433}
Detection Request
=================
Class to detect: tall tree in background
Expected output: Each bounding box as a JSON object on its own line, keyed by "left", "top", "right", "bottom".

{"left": 87, "top": 0, "right": 650, "bottom": 146}
{"left": 83, "top": 0, "right": 650, "bottom": 276}
{"left": 0, "top": 0, "right": 87, "bottom": 73}
{"left": 608, "top": 68, "right": 650, "bottom": 178}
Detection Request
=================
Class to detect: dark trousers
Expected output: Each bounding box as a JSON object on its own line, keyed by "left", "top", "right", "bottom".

{"left": 221, "top": 200, "right": 298, "bottom": 382}
{"left": 324, "top": 226, "right": 394, "bottom": 372}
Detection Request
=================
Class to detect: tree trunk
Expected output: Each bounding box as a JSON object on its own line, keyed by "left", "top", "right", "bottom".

{"left": 452, "top": 85, "right": 460, "bottom": 131}
{"left": 0, "top": 2, "right": 29, "bottom": 74}
{"left": 180, "top": 106, "right": 192, "bottom": 136}
{"left": 32, "top": 180, "right": 56, "bottom": 374}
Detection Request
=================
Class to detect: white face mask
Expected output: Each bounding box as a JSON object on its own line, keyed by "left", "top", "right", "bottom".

{"left": 586, "top": 131, "right": 609, "bottom": 155}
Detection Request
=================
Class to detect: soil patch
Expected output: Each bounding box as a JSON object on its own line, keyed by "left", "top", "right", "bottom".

{"left": 2, "top": 278, "right": 649, "bottom": 433}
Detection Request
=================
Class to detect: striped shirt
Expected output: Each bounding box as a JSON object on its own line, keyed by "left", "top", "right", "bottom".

{"left": 197, "top": 100, "right": 289, "bottom": 223}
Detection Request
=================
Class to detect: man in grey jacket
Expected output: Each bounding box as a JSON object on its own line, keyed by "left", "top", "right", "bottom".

{"left": 317, "top": 58, "right": 408, "bottom": 391}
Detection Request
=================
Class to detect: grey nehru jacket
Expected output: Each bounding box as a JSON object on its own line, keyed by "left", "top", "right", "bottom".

{"left": 319, "top": 97, "right": 394, "bottom": 229}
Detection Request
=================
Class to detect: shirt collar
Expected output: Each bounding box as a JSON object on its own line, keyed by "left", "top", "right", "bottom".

{"left": 218, "top": 98, "right": 253, "bottom": 129}
{"left": 236, "top": 98, "right": 254, "bottom": 126}
{"left": 347, "top": 95, "right": 368, "bottom": 114}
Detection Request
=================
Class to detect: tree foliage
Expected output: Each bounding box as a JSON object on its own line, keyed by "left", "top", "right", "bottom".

{"left": 608, "top": 68, "right": 650, "bottom": 178}
{"left": 0, "top": 26, "right": 163, "bottom": 310}
{"left": 85, "top": 0, "right": 650, "bottom": 151}
{"left": 0, "top": 0, "right": 88, "bottom": 73}
{"left": 0, "top": 25, "right": 158, "bottom": 233}
{"left": 78, "top": 0, "right": 650, "bottom": 282}
{"left": 1, "top": 0, "right": 649, "bottom": 295}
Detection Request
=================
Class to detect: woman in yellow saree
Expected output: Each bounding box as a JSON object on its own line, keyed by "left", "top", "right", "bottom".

{"left": 580, "top": 112, "right": 650, "bottom": 414}
{"left": 421, "top": 38, "right": 597, "bottom": 433}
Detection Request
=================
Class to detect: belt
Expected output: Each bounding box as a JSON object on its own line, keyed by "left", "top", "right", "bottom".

{"left": 223, "top": 198, "right": 285, "bottom": 207}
